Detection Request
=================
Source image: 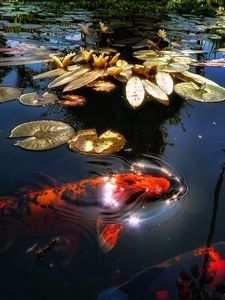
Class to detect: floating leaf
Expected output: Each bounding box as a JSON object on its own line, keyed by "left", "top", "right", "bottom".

{"left": 19, "top": 92, "right": 57, "bottom": 106}
{"left": 156, "top": 72, "right": 173, "bottom": 95}
{"left": 48, "top": 67, "right": 90, "bottom": 89}
{"left": 0, "top": 86, "right": 22, "bottom": 103}
{"left": 174, "top": 82, "right": 225, "bottom": 102}
{"left": 87, "top": 80, "right": 116, "bottom": 92}
{"left": 58, "top": 95, "right": 86, "bottom": 106}
{"left": 68, "top": 129, "right": 126, "bottom": 155}
{"left": 64, "top": 69, "right": 105, "bottom": 92}
{"left": 142, "top": 79, "right": 169, "bottom": 106}
{"left": 176, "top": 71, "right": 219, "bottom": 86}
{"left": 10, "top": 120, "right": 75, "bottom": 151}
{"left": 159, "top": 63, "right": 189, "bottom": 73}
{"left": 33, "top": 68, "right": 67, "bottom": 80}
{"left": 125, "top": 76, "right": 145, "bottom": 108}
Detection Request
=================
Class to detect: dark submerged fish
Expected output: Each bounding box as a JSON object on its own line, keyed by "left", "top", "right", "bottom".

{"left": 98, "top": 242, "right": 225, "bottom": 300}
{"left": 0, "top": 173, "right": 170, "bottom": 255}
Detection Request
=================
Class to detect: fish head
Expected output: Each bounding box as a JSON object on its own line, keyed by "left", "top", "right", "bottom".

{"left": 100, "top": 174, "right": 171, "bottom": 211}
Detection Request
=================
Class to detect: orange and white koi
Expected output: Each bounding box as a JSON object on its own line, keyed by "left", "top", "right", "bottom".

{"left": 0, "top": 173, "right": 170, "bottom": 253}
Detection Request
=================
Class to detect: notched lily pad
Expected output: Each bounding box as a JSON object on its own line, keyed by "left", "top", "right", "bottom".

{"left": 0, "top": 86, "right": 22, "bottom": 103}
{"left": 174, "top": 82, "right": 225, "bottom": 102}
{"left": 10, "top": 120, "right": 75, "bottom": 151}
{"left": 68, "top": 129, "right": 126, "bottom": 155}
{"left": 19, "top": 92, "right": 57, "bottom": 106}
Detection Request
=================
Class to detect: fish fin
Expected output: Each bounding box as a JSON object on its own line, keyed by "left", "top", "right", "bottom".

{"left": 0, "top": 235, "right": 14, "bottom": 253}
{"left": 60, "top": 233, "right": 79, "bottom": 266}
{"left": 31, "top": 172, "right": 61, "bottom": 188}
{"left": 13, "top": 173, "right": 61, "bottom": 195}
{"left": 97, "top": 217, "right": 123, "bottom": 253}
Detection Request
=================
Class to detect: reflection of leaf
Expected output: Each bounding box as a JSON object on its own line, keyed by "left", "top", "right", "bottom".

{"left": 19, "top": 92, "right": 57, "bottom": 106}
{"left": 10, "top": 120, "right": 75, "bottom": 151}
{"left": 174, "top": 82, "right": 225, "bottom": 102}
{"left": 58, "top": 95, "right": 86, "bottom": 106}
{"left": 87, "top": 80, "right": 116, "bottom": 92}
{"left": 142, "top": 79, "right": 169, "bottom": 105}
{"left": 125, "top": 76, "right": 145, "bottom": 108}
{"left": 68, "top": 129, "right": 126, "bottom": 155}
{"left": 0, "top": 86, "right": 22, "bottom": 103}
{"left": 156, "top": 72, "right": 173, "bottom": 95}
{"left": 64, "top": 69, "right": 105, "bottom": 92}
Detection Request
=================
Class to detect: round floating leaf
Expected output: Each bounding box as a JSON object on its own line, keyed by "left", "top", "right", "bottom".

{"left": 58, "top": 95, "right": 86, "bottom": 106}
{"left": 159, "top": 63, "right": 189, "bottom": 73}
{"left": 125, "top": 76, "right": 145, "bottom": 108}
{"left": 87, "top": 80, "right": 116, "bottom": 92}
{"left": 0, "top": 86, "right": 22, "bottom": 103}
{"left": 10, "top": 120, "right": 75, "bottom": 151}
{"left": 68, "top": 129, "right": 126, "bottom": 156}
{"left": 156, "top": 72, "right": 174, "bottom": 95}
{"left": 176, "top": 71, "right": 219, "bottom": 86}
{"left": 174, "top": 82, "right": 225, "bottom": 102}
{"left": 19, "top": 92, "right": 57, "bottom": 106}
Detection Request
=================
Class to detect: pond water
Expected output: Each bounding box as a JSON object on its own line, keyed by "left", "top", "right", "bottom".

{"left": 0, "top": 2, "right": 225, "bottom": 300}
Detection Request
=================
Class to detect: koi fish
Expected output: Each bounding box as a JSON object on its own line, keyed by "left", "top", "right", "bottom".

{"left": 0, "top": 173, "right": 170, "bottom": 256}
{"left": 98, "top": 242, "right": 225, "bottom": 300}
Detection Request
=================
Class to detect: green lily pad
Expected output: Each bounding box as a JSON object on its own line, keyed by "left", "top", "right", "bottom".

{"left": 19, "top": 92, "right": 57, "bottom": 106}
{"left": 68, "top": 129, "right": 126, "bottom": 156}
{"left": 10, "top": 120, "right": 75, "bottom": 151}
{"left": 174, "top": 82, "right": 225, "bottom": 102}
{"left": 0, "top": 86, "right": 22, "bottom": 103}
{"left": 159, "top": 63, "right": 189, "bottom": 73}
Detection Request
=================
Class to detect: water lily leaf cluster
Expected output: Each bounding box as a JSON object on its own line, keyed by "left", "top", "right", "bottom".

{"left": 9, "top": 120, "right": 126, "bottom": 155}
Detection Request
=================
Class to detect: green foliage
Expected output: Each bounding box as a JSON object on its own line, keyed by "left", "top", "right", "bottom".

{"left": 166, "top": 0, "right": 214, "bottom": 14}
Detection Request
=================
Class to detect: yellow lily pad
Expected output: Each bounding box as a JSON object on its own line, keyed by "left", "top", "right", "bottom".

{"left": 10, "top": 120, "right": 75, "bottom": 151}
{"left": 68, "top": 129, "right": 126, "bottom": 156}
{"left": 125, "top": 76, "right": 145, "bottom": 108}
{"left": 142, "top": 79, "right": 169, "bottom": 106}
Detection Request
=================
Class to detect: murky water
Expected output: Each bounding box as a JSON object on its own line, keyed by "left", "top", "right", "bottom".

{"left": 0, "top": 2, "right": 225, "bottom": 300}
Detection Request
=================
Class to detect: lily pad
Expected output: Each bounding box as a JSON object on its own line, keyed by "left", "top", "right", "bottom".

{"left": 68, "top": 129, "right": 126, "bottom": 156}
{"left": 156, "top": 72, "right": 173, "bottom": 95}
{"left": 174, "top": 82, "right": 225, "bottom": 102}
{"left": 48, "top": 67, "right": 90, "bottom": 89}
{"left": 0, "top": 86, "right": 22, "bottom": 103}
{"left": 10, "top": 120, "right": 75, "bottom": 151}
{"left": 142, "top": 79, "right": 169, "bottom": 106}
{"left": 159, "top": 63, "right": 189, "bottom": 73}
{"left": 33, "top": 68, "right": 67, "bottom": 80}
{"left": 19, "top": 92, "right": 57, "bottom": 106}
{"left": 125, "top": 76, "right": 145, "bottom": 108}
{"left": 64, "top": 69, "right": 105, "bottom": 92}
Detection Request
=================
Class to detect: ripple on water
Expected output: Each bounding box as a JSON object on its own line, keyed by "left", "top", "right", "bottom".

{"left": 8, "top": 154, "right": 188, "bottom": 296}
